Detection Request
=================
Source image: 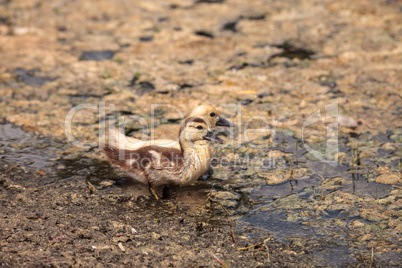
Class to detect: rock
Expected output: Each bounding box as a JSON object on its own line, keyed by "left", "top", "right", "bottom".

{"left": 259, "top": 172, "right": 287, "bottom": 185}
{"left": 360, "top": 208, "right": 383, "bottom": 222}
{"left": 112, "top": 235, "right": 130, "bottom": 243}
{"left": 375, "top": 173, "right": 401, "bottom": 185}
{"left": 211, "top": 191, "right": 239, "bottom": 200}
{"left": 350, "top": 220, "right": 365, "bottom": 228}
{"left": 337, "top": 116, "right": 358, "bottom": 128}
{"left": 99, "top": 180, "right": 115, "bottom": 187}
{"left": 151, "top": 232, "right": 161, "bottom": 240}
{"left": 380, "top": 142, "right": 396, "bottom": 151}
{"left": 275, "top": 194, "right": 312, "bottom": 210}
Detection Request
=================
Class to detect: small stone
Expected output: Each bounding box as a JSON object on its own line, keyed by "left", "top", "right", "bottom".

{"left": 99, "top": 180, "right": 115, "bottom": 187}
{"left": 337, "top": 116, "right": 358, "bottom": 128}
{"left": 380, "top": 142, "right": 396, "bottom": 151}
{"left": 350, "top": 220, "right": 365, "bottom": 228}
{"left": 151, "top": 232, "right": 161, "bottom": 240}
{"left": 375, "top": 173, "right": 401, "bottom": 185}
{"left": 211, "top": 191, "right": 239, "bottom": 200}
{"left": 112, "top": 235, "right": 130, "bottom": 243}
{"left": 259, "top": 171, "right": 288, "bottom": 185}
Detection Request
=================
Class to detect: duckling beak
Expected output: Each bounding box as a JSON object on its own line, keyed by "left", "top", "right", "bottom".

{"left": 203, "top": 131, "right": 224, "bottom": 144}
{"left": 216, "top": 116, "right": 235, "bottom": 127}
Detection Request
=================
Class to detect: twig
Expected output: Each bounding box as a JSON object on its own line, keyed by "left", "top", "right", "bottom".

{"left": 118, "top": 242, "right": 126, "bottom": 252}
{"left": 241, "top": 106, "right": 253, "bottom": 119}
{"left": 209, "top": 251, "right": 229, "bottom": 268}
{"left": 263, "top": 243, "right": 270, "bottom": 262}
{"left": 208, "top": 198, "right": 230, "bottom": 215}
{"left": 6, "top": 164, "right": 19, "bottom": 173}
{"left": 369, "top": 247, "right": 374, "bottom": 268}
{"left": 229, "top": 219, "right": 238, "bottom": 245}
{"left": 85, "top": 179, "right": 98, "bottom": 194}
{"left": 238, "top": 238, "right": 270, "bottom": 251}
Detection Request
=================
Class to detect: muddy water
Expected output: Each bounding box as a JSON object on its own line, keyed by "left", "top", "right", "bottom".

{"left": 1, "top": 122, "right": 400, "bottom": 266}
{"left": 1, "top": 0, "right": 401, "bottom": 264}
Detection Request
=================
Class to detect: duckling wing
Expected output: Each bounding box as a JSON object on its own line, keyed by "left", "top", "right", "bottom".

{"left": 147, "top": 147, "right": 184, "bottom": 171}
{"left": 108, "top": 129, "right": 180, "bottom": 150}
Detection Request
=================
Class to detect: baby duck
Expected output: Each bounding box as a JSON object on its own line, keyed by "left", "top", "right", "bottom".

{"left": 110, "top": 105, "right": 234, "bottom": 150}
{"left": 103, "top": 117, "right": 223, "bottom": 199}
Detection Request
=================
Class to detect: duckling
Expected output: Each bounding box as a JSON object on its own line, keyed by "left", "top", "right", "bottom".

{"left": 109, "top": 105, "right": 234, "bottom": 151}
{"left": 103, "top": 117, "right": 223, "bottom": 199}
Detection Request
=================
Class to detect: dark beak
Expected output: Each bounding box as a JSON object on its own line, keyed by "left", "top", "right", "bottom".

{"left": 203, "top": 131, "right": 224, "bottom": 144}
{"left": 216, "top": 116, "right": 235, "bottom": 127}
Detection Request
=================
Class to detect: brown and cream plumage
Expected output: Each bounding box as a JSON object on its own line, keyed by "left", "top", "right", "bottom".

{"left": 103, "top": 117, "right": 223, "bottom": 199}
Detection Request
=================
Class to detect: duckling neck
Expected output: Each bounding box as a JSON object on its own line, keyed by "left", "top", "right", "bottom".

{"left": 178, "top": 139, "right": 211, "bottom": 185}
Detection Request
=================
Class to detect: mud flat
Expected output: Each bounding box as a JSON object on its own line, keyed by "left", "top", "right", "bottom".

{"left": 1, "top": 0, "right": 401, "bottom": 266}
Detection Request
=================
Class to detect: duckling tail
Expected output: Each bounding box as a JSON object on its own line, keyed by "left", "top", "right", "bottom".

{"left": 103, "top": 144, "right": 131, "bottom": 168}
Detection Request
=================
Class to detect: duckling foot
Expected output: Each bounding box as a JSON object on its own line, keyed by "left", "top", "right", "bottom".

{"left": 149, "top": 185, "right": 159, "bottom": 200}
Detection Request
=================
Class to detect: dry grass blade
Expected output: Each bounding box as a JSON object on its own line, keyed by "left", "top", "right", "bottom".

{"left": 229, "top": 219, "right": 237, "bottom": 245}
{"left": 238, "top": 238, "right": 271, "bottom": 251}
{"left": 209, "top": 251, "right": 229, "bottom": 268}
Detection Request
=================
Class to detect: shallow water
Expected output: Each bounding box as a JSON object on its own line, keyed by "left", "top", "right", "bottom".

{"left": 0, "top": 124, "right": 56, "bottom": 170}
{"left": 1, "top": 123, "right": 400, "bottom": 266}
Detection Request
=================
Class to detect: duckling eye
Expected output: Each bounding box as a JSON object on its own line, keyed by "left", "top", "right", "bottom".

{"left": 197, "top": 125, "right": 203, "bottom": 130}
{"left": 210, "top": 112, "right": 216, "bottom": 117}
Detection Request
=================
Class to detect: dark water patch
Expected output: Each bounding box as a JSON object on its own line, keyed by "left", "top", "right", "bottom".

{"left": 80, "top": 50, "right": 115, "bottom": 61}
{"left": 268, "top": 41, "right": 316, "bottom": 61}
{"left": 128, "top": 74, "right": 155, "bottom": 96}
{"left": 194, "top": 30, "right": 214, "bottom": 38}
{"left": 178, "top": 59, "right": 194, "bottom": 65}
{"left": 179, "top": 83, "right": 194, "bottom": 90}
{"left": 136, "top": 81, "right": 155, "bottom": 96}
{"left": 313, "top": 246, "right": 355, "bottom": 267}
{"left": 373, "top": 130, "right": 394, "bottom": 143}
{"left": 242, "top": 14, "right": 266, "bottom": 21}
{"left": 222, "top": 20, "right": 239, "bottom": 32}
{"left": 0, "top": 16, "right": 10, "bottom": 25}
{"left": 242, "top": 209, "right": 320, "bottom": 239}
{"left": 238, "top": 127, "right": 400, "bottom": 251}
{"left": 139, "top": 35, "right": 153, "bottom": 42}
{"left": 257, "top": 92, "right": 274, "bottom": 98}
{"left": 0, "top": 124, "right": 59, "bottom": 170}
{"left": 240, "top": 99, "right": 253, "bottom": 106}
{"left": 343, "top": 175, "right": 392, "bottom": 198}
{"left": 169, "top": 3, "right": 179, "bottom": 9}
{"left": 0, "top": 124, "right": 65, "bottom": 186}
{"left": 57, "top": 25, "right": 68, "bottom": 32}
{"left": 251, "top": 175, "right": 323, "bottom": 201}
{"left": 326, "top": 88, "right": 342, "bottom": 95}
{"left": 227, "top": 62, "right": 265, "bottom": 70}
{"left": 11, "top": 68, "right": 57, "bottom": 86}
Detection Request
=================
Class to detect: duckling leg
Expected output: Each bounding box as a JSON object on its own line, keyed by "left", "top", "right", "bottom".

{"left": 149, "top": 185, "right": 159, "bottom": 200}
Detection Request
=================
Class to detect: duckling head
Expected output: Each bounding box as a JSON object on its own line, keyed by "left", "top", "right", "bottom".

{"left": 179, "top": 117, "right": 224, "bottom": 150}
{"left": 189, "top": 105, "right": 234, "bottom": 128}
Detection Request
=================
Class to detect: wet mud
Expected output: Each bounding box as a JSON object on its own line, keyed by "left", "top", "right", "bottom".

{"left": 1, "top": 0, "right": 402, "bottom": 267}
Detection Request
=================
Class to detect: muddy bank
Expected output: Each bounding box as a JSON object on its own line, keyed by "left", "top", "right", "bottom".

{"left": 0, "top": 160, "right": 319, "bottom": 267}
{"left": 1, "top": 0, "right": 402, "bottom": 266}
